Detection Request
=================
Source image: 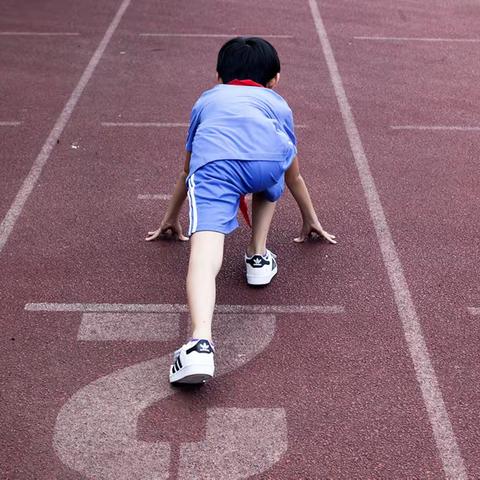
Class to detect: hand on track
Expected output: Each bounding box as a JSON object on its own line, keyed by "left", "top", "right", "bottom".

{"left": 145, "top": 220, "right": 189, "bottom": 242}
{"left": 294, "top": 220, "right": 337, "bottom": 244}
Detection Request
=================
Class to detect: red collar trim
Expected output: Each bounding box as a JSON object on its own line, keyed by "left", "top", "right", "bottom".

{"left": 227, "top": 79, "right": 264, "bottom": 87}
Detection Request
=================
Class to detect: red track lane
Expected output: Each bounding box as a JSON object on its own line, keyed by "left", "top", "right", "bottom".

{"left": 324, "top": 0, "right": 480, "bottom": 476}
{"left": 0, "top": 0, "right": 477, "bottom": 478}
{"left": 0, "top": 0, "right": 125, "bottom": 221}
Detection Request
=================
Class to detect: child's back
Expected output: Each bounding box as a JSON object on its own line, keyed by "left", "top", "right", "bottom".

{"left": 145, "top": 37, "right": 336, "bottom": 385}
{"left": 187, "top": 83, "right": 296, "bottom": 173}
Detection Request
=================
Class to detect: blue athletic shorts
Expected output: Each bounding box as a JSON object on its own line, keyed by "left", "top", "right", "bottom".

{"left": 186, "top": 158, "right": 292, "bottom": 235}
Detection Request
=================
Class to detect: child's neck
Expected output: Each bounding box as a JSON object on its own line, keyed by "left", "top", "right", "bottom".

{"left": 226, "top": 79, "right": 264, "bottom": 88}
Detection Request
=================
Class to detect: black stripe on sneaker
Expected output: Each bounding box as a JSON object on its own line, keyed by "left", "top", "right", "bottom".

{"left": 172, "top": 364, "right": 177, "bottom": 374}
{"left": 174, "top": 358, "right": 181, "bottom": 371}
{"left": 177, "top": 357, "right": 182, "bottom": 369}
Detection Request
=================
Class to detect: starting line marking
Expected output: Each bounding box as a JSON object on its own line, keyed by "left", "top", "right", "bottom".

{"left": 392, "top": 125, "right": 480, "bottom": 132}
{"left": 139, "top": 33, "right": 293, "bottom": 39}
{"left": 25, "top": 302, "right": 344, "bottom": 314}
{"left": 0, "top": 32, "right": 80, "bottom": 36}
{"left": 0, "top": 0, "right": 132, "bottom": 255}
{"left": 138, "top": 193, "right": 172, "bottom": 200}
{"left": 468, "top": 307, "right": 480, "bottom": 315}
{"left": 0, "top": 121, "right": 22, "bottom": 126}
{"left": 309, "top": 1, "right": 467, "bottom": 478}
{"left": 354, "top": 36, "right": 480, "bottom": 43}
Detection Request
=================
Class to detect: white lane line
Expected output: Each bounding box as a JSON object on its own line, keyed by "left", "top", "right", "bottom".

{"left": 139, "top": 33, "right": 293, "bottom": 39}
{"left": 0, "top": 121, "right": 22, "bottom": 126}
{"left": 0, "top": 32, "right": 80, "bottom": 36}
{"left": 25, "top": 302, "right": 344, "bottom": 314}
{"left": 354, "top": 36, "right": 480, "bottom": 43}
{"left": 392, "top": 125, "right": 480, "bottom": 132}
{"left": 467, "top": 307, "right": 480, "bottom": 315}
{"left": 78, "top": 312, "right": 180, "bottom": 341}
{"left": 0, "top": 0, "right": 131, "bottom": 255}
{"left": 102, "top": 122, "right": 188, "bottom": 127}
{"left": 138, "top": 194, "right": 172, "bottom": 200}
{"left": 309, "top": 1, "right": 467, "bottom": 479}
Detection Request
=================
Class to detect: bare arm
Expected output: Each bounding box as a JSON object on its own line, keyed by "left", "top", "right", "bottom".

{"left": 285, "top": 156, "right": 318, "bottom": 224}
{"left": 285, "top": 156, "right": 336, "bottom": 243}
{"left": 145, "top": 152, "right": 191, "bottom": 241}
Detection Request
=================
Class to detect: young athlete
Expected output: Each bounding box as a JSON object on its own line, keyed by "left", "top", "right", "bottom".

{"left": 146, "top": 37, "right": 336, "bottom": 384}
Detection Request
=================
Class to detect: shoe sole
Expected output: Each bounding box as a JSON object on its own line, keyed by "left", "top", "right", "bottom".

{"left": 169, "top": 363, "right": 214, "bottom": 384}
{"left": 246, "top": 267, "right": 277, "bottom": 286}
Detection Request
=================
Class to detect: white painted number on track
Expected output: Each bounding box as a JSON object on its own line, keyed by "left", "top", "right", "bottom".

{"left": 53, "top": 313, "right": 287, "bottom": 479}
{"left": 179, "top": 408, "right": 287, "bottom": 479}
{"left": 77, "top": 313, "right": 180, "bottom": 341}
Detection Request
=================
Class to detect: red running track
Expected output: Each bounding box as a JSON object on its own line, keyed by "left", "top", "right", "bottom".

{"left": 1, "top": 0, "right": 479, "bottom": 478}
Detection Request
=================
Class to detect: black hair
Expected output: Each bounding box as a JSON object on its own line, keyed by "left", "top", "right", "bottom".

{"left": 216, "top": 37, "right": 281, "bottom": 87}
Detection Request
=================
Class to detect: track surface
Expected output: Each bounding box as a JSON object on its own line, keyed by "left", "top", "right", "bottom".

{"left": 1, "top": 0, "right": 479, "bottom": 479}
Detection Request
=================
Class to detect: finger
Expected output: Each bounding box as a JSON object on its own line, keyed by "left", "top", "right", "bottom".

{"left": 312, "top": 228, "right": 336, "bottom": 243}
{"left": 175, "top": 227, "right": 189, "bottom": 241}
{"left": 173, "top": 224, "right": 189, "bottom": 242}
{"left": 323, "top": 233, "right": 337, "bottom": 244}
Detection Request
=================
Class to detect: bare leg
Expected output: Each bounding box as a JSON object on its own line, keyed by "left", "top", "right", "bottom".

{"left": 187, "top": 231, "right": 225, "bottom": 341}
{"left": 246, "top": 193, "right": 277, "bottom": 256}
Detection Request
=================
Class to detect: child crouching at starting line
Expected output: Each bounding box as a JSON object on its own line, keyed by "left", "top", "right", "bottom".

{"left": 146, "top": 36, "right": 336, "bottom": 384}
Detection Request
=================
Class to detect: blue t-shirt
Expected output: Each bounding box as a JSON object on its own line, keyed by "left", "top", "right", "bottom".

{"left": 185, "top": 84, "right": 297, "bottom": 175}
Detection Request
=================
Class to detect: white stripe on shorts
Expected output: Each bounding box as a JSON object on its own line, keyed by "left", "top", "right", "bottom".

{"left": 187, "top": 177, "right": 193, "bottom": 236}
{"left": 188, "top": 174, "right": 198, "bottom": 235}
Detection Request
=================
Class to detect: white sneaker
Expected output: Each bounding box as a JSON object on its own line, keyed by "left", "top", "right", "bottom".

{"left": 169, "top": 339, "right": 215, "bottom": 384}
{"left": 245, "top": 249, "right": 278, "bottom": 286}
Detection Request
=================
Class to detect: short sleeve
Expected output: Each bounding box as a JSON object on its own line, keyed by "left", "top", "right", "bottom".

{"left": 185, "top": 100, "right": 202, "bottom": 152}
{"left": 283, "top": 107, "right": 297, "bottom": 146}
